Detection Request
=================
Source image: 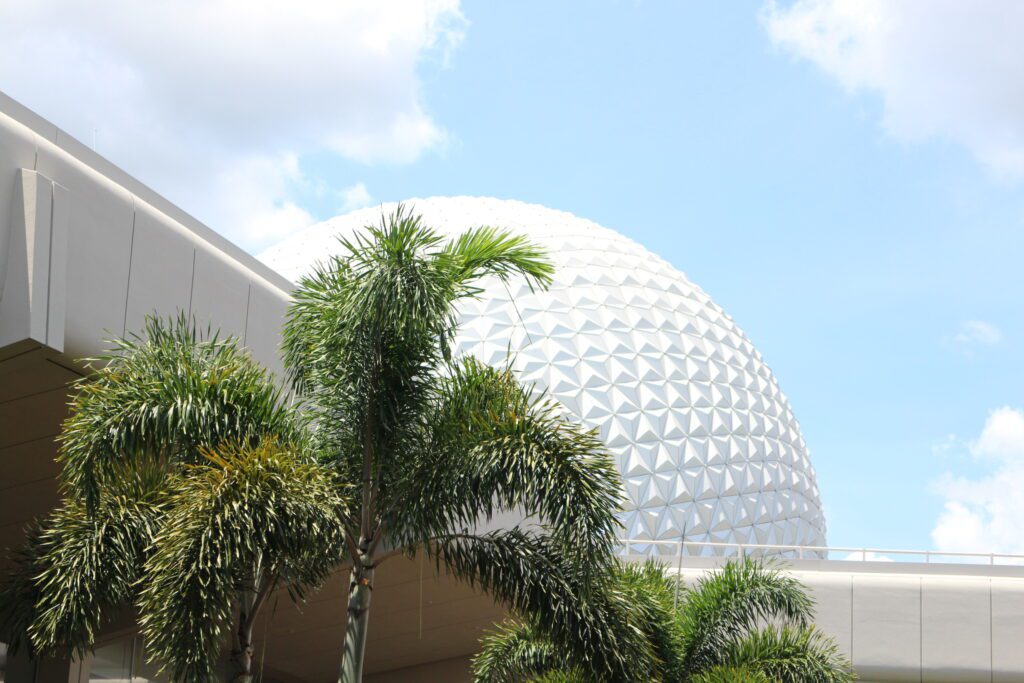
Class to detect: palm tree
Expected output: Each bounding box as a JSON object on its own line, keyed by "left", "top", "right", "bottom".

{"left": 472, "top": 558, "right": 855, "bottom": 683}
{"left": 0, "top": 315, "right": 347, "bottom": 682}
{"left": 281, "top": 206, "right": 625, "bottom": 683}
{"left": 3, "top": 208, "right": 626, "bottom": 682}
{"left": 138, "top": 439, "right": 346, "bottom": 681}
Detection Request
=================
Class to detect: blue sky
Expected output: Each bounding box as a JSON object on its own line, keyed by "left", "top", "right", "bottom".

{"left": 309, "top": 1, "right": 1024, "bottom": 552}
{"left": 3, "top": 0, "right": 1024, "bottom": 552}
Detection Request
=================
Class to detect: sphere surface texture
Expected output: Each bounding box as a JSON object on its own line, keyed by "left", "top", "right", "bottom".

{"left": 261, "top": 197, "right": 827, "bottom": 550}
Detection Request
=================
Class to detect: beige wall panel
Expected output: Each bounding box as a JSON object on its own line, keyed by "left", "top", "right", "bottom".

{"left": 0, "top": 476, "right": 59, "bottom": 531}
{"left": 365, "top": 656, "right": 471, "bottom": 683}
{"left": 0, "top": 387, "right": 69, "bottom": 449}
{"left": 851, "top": 574, "right": 921, "bottom": 681}
{"left": 0, "top": 435, "right": 61, "bottom": 490}
{"left": 804, "top": 571, "right": 853, "bottom": 658}
{"left": 992, "top": 578, "right": 1024, "bottom": 682}
{"left": 364, "top": 617, "right": 492, "bottom": 672}
{"left": 0, "top": 171, "right": 52, "bottom": 348}
{"left": 0, "top": 114, "right": 38, "bottom": 255}
{"left": 190, "top": 246, "right": 250, "bottom": 341}
{"left": 921, "top": 577, "right": 992, "bottom": 681}
{"left": 35, "top": 146, "right": 134, "bottom": 359}
{"left": 244, "top": 282, "right": 289, "bottom": 377}
{"left": 0, "top": 355, "right": 76, "bottom": 402}
{"left": 123, "top": 200, "right": 197, "bottom": 336}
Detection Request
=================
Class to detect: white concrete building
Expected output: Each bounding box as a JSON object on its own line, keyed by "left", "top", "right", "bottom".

{"left": 2, "top": 92, "right": 1023, "bottom": 682}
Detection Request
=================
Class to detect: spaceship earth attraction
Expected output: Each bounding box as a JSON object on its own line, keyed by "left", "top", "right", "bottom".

{"left": 260, "top": 197, "right": 827, "bottom": 551}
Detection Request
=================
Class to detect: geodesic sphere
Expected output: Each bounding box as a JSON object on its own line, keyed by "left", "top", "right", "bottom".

{"left": 260, "top": 197, "right": 827, "bottom": 552}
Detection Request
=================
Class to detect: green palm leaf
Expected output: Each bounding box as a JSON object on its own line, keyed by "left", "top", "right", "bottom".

{"left": 138, "top": 440, "right": 347, "bottom": 682}
{"left": 28, "top": 470, "right": 166, "bottom": 655}
{"left": 473, "top": 619, "right": 565, "bottom": 683}
{"left": 59, "top": 313, "right": 300, "bottom": 507}
{"left": 717, "top": 625, "right": 854, "bottom": 683}
{"left": 394, "top": 356, "right": 622, "bottom": 566}
{"left": 678, "top": 558, "right": 814, "bottom": 675}
{"left": 472, "top": 558, "right": 854, "bottom": 683}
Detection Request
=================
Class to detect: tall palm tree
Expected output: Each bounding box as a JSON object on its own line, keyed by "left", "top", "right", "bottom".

{"left": 3, "top": 208, "right": 627, "bottom": 682}
{"left": 0, "top": 316, "right": 347, "bottom": 682}
{"left": 472, "top": 558, "right": 855, "bottom": 683}
{"left": 281, "top": 206, "right": 625, "bottom": 683}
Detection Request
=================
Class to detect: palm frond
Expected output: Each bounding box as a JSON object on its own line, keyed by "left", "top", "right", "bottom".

{"left": 59, "top": 313, "right": 300, "bottom": 506}
{"left": 0, "top": 524, "right": 46, "bottom": 656}
{"left": 433, "top": 530, "right": 653, "bottom": 682}
{"left": 397, "top": 357, "right": 622, "bottom": 567}
{"left": 440, "top": 225, "right": 554, "bottom": 294}
{"left": 472, "top": 619, "right": 564, "bottom": 683}
{"left": 138, "top": 440, "right": 347, "bottom": 682}
{"left": 28, "top": 472, "right": 166, "bottom": 655}
{"left": 678, "top": 558, "right": 814, "bottom": 675}
{"left": 471, "top": 559, "right": 687, "bottom": 683}
{"left": 718, "top": 625, "right": 855, "bottom": 683}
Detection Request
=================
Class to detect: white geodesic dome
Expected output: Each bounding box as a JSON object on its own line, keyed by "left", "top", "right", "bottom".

{"left": 260, "top": 197, "right": 827, "bottom": 551}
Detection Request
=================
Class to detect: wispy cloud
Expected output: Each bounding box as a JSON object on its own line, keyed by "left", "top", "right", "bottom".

{"left": 954, "top": 320, "right": 1002, "bottom": 350}
{"left": 339, "top": 182, "right": 375, "bottom": 213}
{"left": 763, "top": 0, "right": 1024, "bottom": 181}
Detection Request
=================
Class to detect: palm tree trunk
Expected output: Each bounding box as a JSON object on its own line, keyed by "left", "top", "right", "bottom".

{"left": 231, "top": 587, "right": 257, "bottom": 683}
{"left": 339, "top": 561, "right": 374, "bottom": 683}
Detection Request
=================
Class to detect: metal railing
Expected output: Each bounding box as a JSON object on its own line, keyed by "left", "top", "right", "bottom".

{"left": 616, "top": 538, "right": 1024, "bottom": 567}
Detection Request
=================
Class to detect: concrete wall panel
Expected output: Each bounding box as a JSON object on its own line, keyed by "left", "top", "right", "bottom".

{"left": 992, "top": 578, "right": 1024, "bottom": 682}
{"left": 0, "top": 170, "right": 51, "bottom": 347}
{"left": 851, "top": 574, "right": 920, "bottom": 681}
{"left": 921, "top": 577, "right": 992, "bottom": 681}
{"left": 365, "top": 656, "right": 471, "bottom": 683}
{"left": 244, "top": 281, "right": 289, "bottom": 376}
{"left": 190, "top": 245, "right": 250, "bottom": 341}
{"left": 124, "top": 199, "right": 197, "bottom": 336}
{"left": 805, "top": 572, "right": 853, "bottom": 658}
{"left": 0, "top": 114, "right": 38, "bottom": 267}
{"left": 47, "top": 182, "right": 69, "bottom": 350}
{"left": 35, "top": 145, "right": 134, "bottom": 358}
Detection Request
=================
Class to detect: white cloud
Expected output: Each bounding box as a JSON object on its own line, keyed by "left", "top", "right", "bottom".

{"left": 763, "top": 0, "right": 1024, "bottom": 179}
{"left": 931, "top": 407, "right": 1024, "bottom": 554}
{"left": 970, "top": 407, "right": 1024, "bottom": 460}
{"left": 0, "top": 1, "right": 465, "bottom": 250}
{"left": 339, "top": 182, "right": 375, "bottom": 213}
{"left": 954, "top": 320, "right": 1003, "bottom": 349}
{"left": 212, "top": 154, "right": 317, "bottom": 248}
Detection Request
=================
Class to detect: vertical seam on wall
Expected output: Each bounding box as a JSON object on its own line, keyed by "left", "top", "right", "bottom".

{"left": 122, "top": 196, "right": 137, "bottom": 337}
{"left": 990, "top": 578, "right": 994, "bottom": 682}
{"left": 242, "top": 283, "right": 252, "bottom": 346}
{"left": 187, "top": 250, "right": 197, "bottom": 318}
{"left": 849, "top": 574, "right": 854, "bottom": 666}
{"left": 919, "top": 577, "right": 923, "bottom": 682}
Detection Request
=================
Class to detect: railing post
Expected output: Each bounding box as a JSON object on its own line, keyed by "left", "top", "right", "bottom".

{"left": 991, "top": 553, "right": 995, "bottom": 566}
{"left": 925, "top": 550, "right": 930, "bottom": 564}
{"left": 862, "top": 548, "right": 867, "bottom": 562}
